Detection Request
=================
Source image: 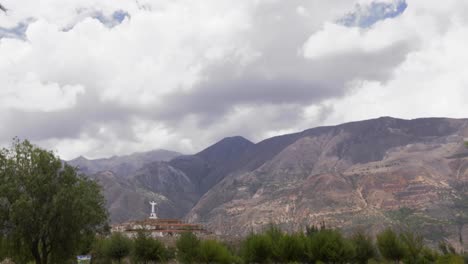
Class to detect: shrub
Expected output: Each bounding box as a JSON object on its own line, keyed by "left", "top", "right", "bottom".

{"left": 133, "top": 231, "right": 167, "bottom": 263}
{"left": 350, "top": 229, "right": 376, "bottom": 264}
{"left": 198, "top": 239, "right": 233, "bottom": 264}
{"left": 400, "top": 231, "right": 424, "bottom": 264}
{"left": 105, "top": 233, "right": 132, "bottom": 263}
{"left": 277, "top": 233, "right": 307, "bottom": 262}
{"left": 377, "top": 228, "right": 406, "bottom": 263}
{"left": 176, "top": 232, "right": 200, "bottom": 264}
{"left": 241, "top": 233, "right": 273, "bottom": 263}
{"left": 90, "top": 237, "right": 111, "bottom": 264}
{"left": 306, "top": 229, "right": 354, "bottom": 263}
{"left": 436, "top": 254, "right": 464, "bottom": 264}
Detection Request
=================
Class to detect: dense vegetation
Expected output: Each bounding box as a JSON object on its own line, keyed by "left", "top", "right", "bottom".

{"left": 78, "top": 225, "right": 466, "bottom": 264}
{"left": 0, "top": 139, "right": 108, "bottom": 264}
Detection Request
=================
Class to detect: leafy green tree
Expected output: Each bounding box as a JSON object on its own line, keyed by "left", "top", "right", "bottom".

{"left": 198, "top": 239, "right": 233, "bottom": 264}
{"left": 464, "top": 141, "right": 468, "bottom": 148}
{"left": 377, "top": 228, "right": 406, "bottom": 264}
{"left": 400, "top": 231, "right": 424, "bottom": 264}
{"left": 350, "top": 229, "right": 376, "bottom": 264}
{"left": 133, "top": 231, "right": 167, "bottom": 263}
{"left": 241, "top": 233, "right": 273, "bottom": 263}
{"left": 176, "top": 232, "right": 200, "bottom": 264}
{"left": 105, "top": 233, "right": 132, "bottom": 263}
{"left": 0, "top": 139, "right": 108, "bottom": 264}
{"left": 90, "top": 237, "right": 111, "bottom": 264}
{"left": 277, "top": 233, "right": 307, "bottom": 262}
{"left": 306, "top": 229, "right": 354, "bottom": 263}
{"left": 264, "top": 224, "right": 284, "bottom": 262}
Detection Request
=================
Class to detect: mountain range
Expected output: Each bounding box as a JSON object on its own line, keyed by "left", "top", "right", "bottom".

{"left": 68, "top": 117, "right": 468, "bottom": 250}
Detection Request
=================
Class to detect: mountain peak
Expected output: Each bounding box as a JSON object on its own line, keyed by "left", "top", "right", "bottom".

{"left": 73, "top": 155, "right": 88, "bottom": 162}
{"left": 217, "top": 136, "right": 253, "bottom": 145}
{"left": 197, "top": 136, "right": 254, "bottom": 158}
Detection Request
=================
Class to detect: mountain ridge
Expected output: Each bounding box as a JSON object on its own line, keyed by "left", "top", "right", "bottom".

{"left": 67, "top": 117, "right": 468, "bottom": 250}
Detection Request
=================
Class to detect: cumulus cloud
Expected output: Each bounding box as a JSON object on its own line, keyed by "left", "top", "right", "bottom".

{"left": 0, "top": 0, "right": 467, "bottom": 159}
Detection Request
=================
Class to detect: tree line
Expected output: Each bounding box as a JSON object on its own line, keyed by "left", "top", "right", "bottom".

{"left": 89, "top": 225, "right": 466, "bottom": 264}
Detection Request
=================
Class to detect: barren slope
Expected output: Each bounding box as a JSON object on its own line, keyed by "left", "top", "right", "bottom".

{"left": 187, "top": 117, "right": 468, "bottom": 249}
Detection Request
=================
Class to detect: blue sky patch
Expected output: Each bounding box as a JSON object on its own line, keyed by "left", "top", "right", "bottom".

{"left": 94, "top": 10, "right": 129, "bottom": 28}
{"left": 338, "top": 0, "right": 407, "bottom": 28}
{"left": 0, "top": 20, "right": 31, "bottom": 40}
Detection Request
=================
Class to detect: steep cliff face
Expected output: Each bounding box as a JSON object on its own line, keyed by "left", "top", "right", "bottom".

{"left": 186, "top": 117, "right": 468, "bottom": 248}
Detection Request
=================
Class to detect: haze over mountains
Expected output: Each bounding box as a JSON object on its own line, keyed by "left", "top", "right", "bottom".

{"left": 68, "top": 117, "right": 468, "bottom": 249}
{"left": 68, "top": 149, "right": 181, "bottom": 177}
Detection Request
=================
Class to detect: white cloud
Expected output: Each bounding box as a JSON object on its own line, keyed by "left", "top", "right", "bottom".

{"left": 1, "top": 0, "right": 467, "bottom": 159}
{"left": 302, "top": 22, "right": 407, "bottom": 58}
{"left": 0, "top": 72, "right": 84, "bottom": 112}
{"left": 313, "top": 0, "right": 468, "bottom": 125}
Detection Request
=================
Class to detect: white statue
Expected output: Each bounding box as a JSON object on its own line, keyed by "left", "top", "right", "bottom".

{"left": 149, "top": 201, "right": 158, "bottom": 219}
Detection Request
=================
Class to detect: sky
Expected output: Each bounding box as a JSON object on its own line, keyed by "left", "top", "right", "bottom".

{"left": 0, "top": 0, "right": 467, "bottom": 160}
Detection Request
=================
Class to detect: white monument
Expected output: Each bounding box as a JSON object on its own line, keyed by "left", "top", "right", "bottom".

{"left": 149, "top": 201, "right": 158, "bottom": 219}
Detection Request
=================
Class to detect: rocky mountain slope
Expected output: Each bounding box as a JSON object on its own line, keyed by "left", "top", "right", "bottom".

{"left": 186, "top": 117, "right": 468, "bottom": 249}
{"left": 68, "top": 117, "right": 468, "bottom": 249}
{"left": 69, "top": 137, "right": 254, "bottom": 224}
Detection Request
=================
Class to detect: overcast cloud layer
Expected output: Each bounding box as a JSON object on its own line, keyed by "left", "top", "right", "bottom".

{"left": 1, "top": 0, "right": 467, "bottom": 159}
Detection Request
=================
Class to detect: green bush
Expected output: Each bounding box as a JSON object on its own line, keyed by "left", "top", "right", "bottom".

{"left": 400, "top": 231, "right": 424, "bottom": 264}
{"left": 377, "top": 228, "right": 406, "bottom": 263}
{"left": 198, "top": 239, "right": 233, "bottom": 264}
{"left": 133, "top": 231, "right": 167, "bottom": 263}
{"left": 306, "top": 228, "right": 354, "bottom": 263}
{"left": 105, "top": 233, "right": 132, "bottom": 263}
{"left": 350, "top": 229, "right": 376, "bottom": 264}
{"left": 176, "top": 232, "right": 200, "bottom": 264}
{"left": 277, "top": 233, "right": 307, "bottom": 262}
{"left": 264, "top": 225, "right": 284, "bottom": 262}
{"left": 241, "top": 233, "right": 273, "bottom": 263}
{"left": 90, "top": 237, "right": 111, "bottom": 264}
{"left": 418, "top": 247, "right": 439, "bottom": 263}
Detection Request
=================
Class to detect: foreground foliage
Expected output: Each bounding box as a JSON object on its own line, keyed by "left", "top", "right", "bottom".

{"left": 3, "top": 223, "right": 467, "bottom": 263}
{"left": 0, "top": 139, "right": 108, "bottom": 264}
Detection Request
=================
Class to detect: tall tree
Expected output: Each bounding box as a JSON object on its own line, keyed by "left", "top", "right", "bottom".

{"left": 377, "top": 228, "right": 406, "bottom": 264}
{"left": 132, "top": 231, "right": 167, "bottom": 263}
{"left": 350, "top": 229, "right": 376, "bottom": 264}
{"left": 198, "top": 239, "right": 233, "bottom": 264}
{"left": 241, "top": 233, "right": 273, "bottom": 264}
{"left": 176, "top": 232, "right": 200, "bottom": 264}
{"left": 0, "top": 139, "right": 108, "bottom": 264}
{"left": 105, "top": 233, "right": 132, "bottom": 264}
{"left": 400, "top": 231, "right": 424, "bottom": 264}
{"left": 306, "top": 229, "right": 354, "bottom": 263}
